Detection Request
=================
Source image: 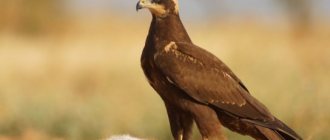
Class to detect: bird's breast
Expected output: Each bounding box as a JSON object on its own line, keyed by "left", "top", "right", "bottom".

{"left": 141, "top": 54, "right": 183, "bottom": 102}
{"left": 141, "top": 56, "right": 165, "bottom": 88}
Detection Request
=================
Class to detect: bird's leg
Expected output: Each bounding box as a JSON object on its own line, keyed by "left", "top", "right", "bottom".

{"left": 180, "top": 112, "right": 194, "bottom": 140}
{"left": 165, "top": 103, "right": 193, "bottom": 140}
{"left": 191, "top": 105, "right": 227, "bottom": 140}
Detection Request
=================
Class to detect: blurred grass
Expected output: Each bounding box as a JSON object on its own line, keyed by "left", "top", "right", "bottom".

{"left": 0, "top": 16, "right": 329, "bottom": 140}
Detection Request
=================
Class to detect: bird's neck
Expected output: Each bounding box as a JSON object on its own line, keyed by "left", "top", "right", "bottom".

{"left": 146, "top": 14, "right": 192, "bottom": 49}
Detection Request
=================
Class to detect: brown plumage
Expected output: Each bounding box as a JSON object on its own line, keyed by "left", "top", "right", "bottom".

{"left": 136, "top": 0, "right": 302, "bottom": 140}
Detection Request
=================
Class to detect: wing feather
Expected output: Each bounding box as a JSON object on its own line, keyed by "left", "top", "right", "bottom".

{"left": 154, "top": 42, "right": 274, "bottom": 121}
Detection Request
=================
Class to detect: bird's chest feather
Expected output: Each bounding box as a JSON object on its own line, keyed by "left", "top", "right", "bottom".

{"left": 140, "top": 41, "right": 171, "bottom": 88}
{"left": 141, "top": 54, "right": 190, "bottom": 107}
{"left": 141, "top": 56, "right": 170, "bottom": 93}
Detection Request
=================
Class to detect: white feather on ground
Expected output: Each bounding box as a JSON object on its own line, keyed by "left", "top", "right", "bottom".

{"left": 107, "top": 135, "right": 143, "bottom": 140}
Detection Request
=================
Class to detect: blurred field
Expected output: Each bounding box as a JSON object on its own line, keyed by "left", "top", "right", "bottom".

{"left": 1, "top": 2, "right": 330, "bottom": 139}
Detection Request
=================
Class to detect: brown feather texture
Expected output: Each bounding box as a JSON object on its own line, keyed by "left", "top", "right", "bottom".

{"left": 137, "top": 0, "right": 302, "bottom": 139}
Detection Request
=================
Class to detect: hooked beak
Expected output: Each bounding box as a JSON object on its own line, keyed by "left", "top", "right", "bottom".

{"left": 136, "top": 1, "right": 143, "bottom": 11}
{"left": 136, "top": 0, "right": 152, "bottom": 11}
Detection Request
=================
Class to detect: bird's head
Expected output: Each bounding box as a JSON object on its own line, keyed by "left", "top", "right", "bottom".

{"left": 136, "top": 0, "right": 179, "bottom": 18}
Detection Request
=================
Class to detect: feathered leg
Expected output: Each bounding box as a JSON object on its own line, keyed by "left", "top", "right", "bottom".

{"left": 165, "top": 102, "right": 194, "bottom": 140}
{"left": 190, "top": 104, "right": 227, "bottom": 140}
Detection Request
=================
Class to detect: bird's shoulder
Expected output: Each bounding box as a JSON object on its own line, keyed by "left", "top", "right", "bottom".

{"left": 155, "top": 41, "right": 247, "bottom": 91}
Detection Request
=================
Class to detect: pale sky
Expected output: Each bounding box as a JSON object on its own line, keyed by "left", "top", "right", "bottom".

{"left": 64, "top": 0, "right": 330, "bottom": 21}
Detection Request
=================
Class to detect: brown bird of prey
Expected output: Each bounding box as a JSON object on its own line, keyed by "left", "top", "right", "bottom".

{"left": 136, "top": 0, "right": 302, "bottom": 140}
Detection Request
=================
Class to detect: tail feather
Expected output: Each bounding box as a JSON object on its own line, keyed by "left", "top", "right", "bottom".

{"left": 213, "top": 107, "right": 302, "bottom": 140}
{"left": 242, "top": 118, "right": 302, "bottom": 140}
{"left": 273, "top": 118, "right": 302, "bottom": 140}
{"left": 255, "top": 125, "right": 284, "bottom": 140}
